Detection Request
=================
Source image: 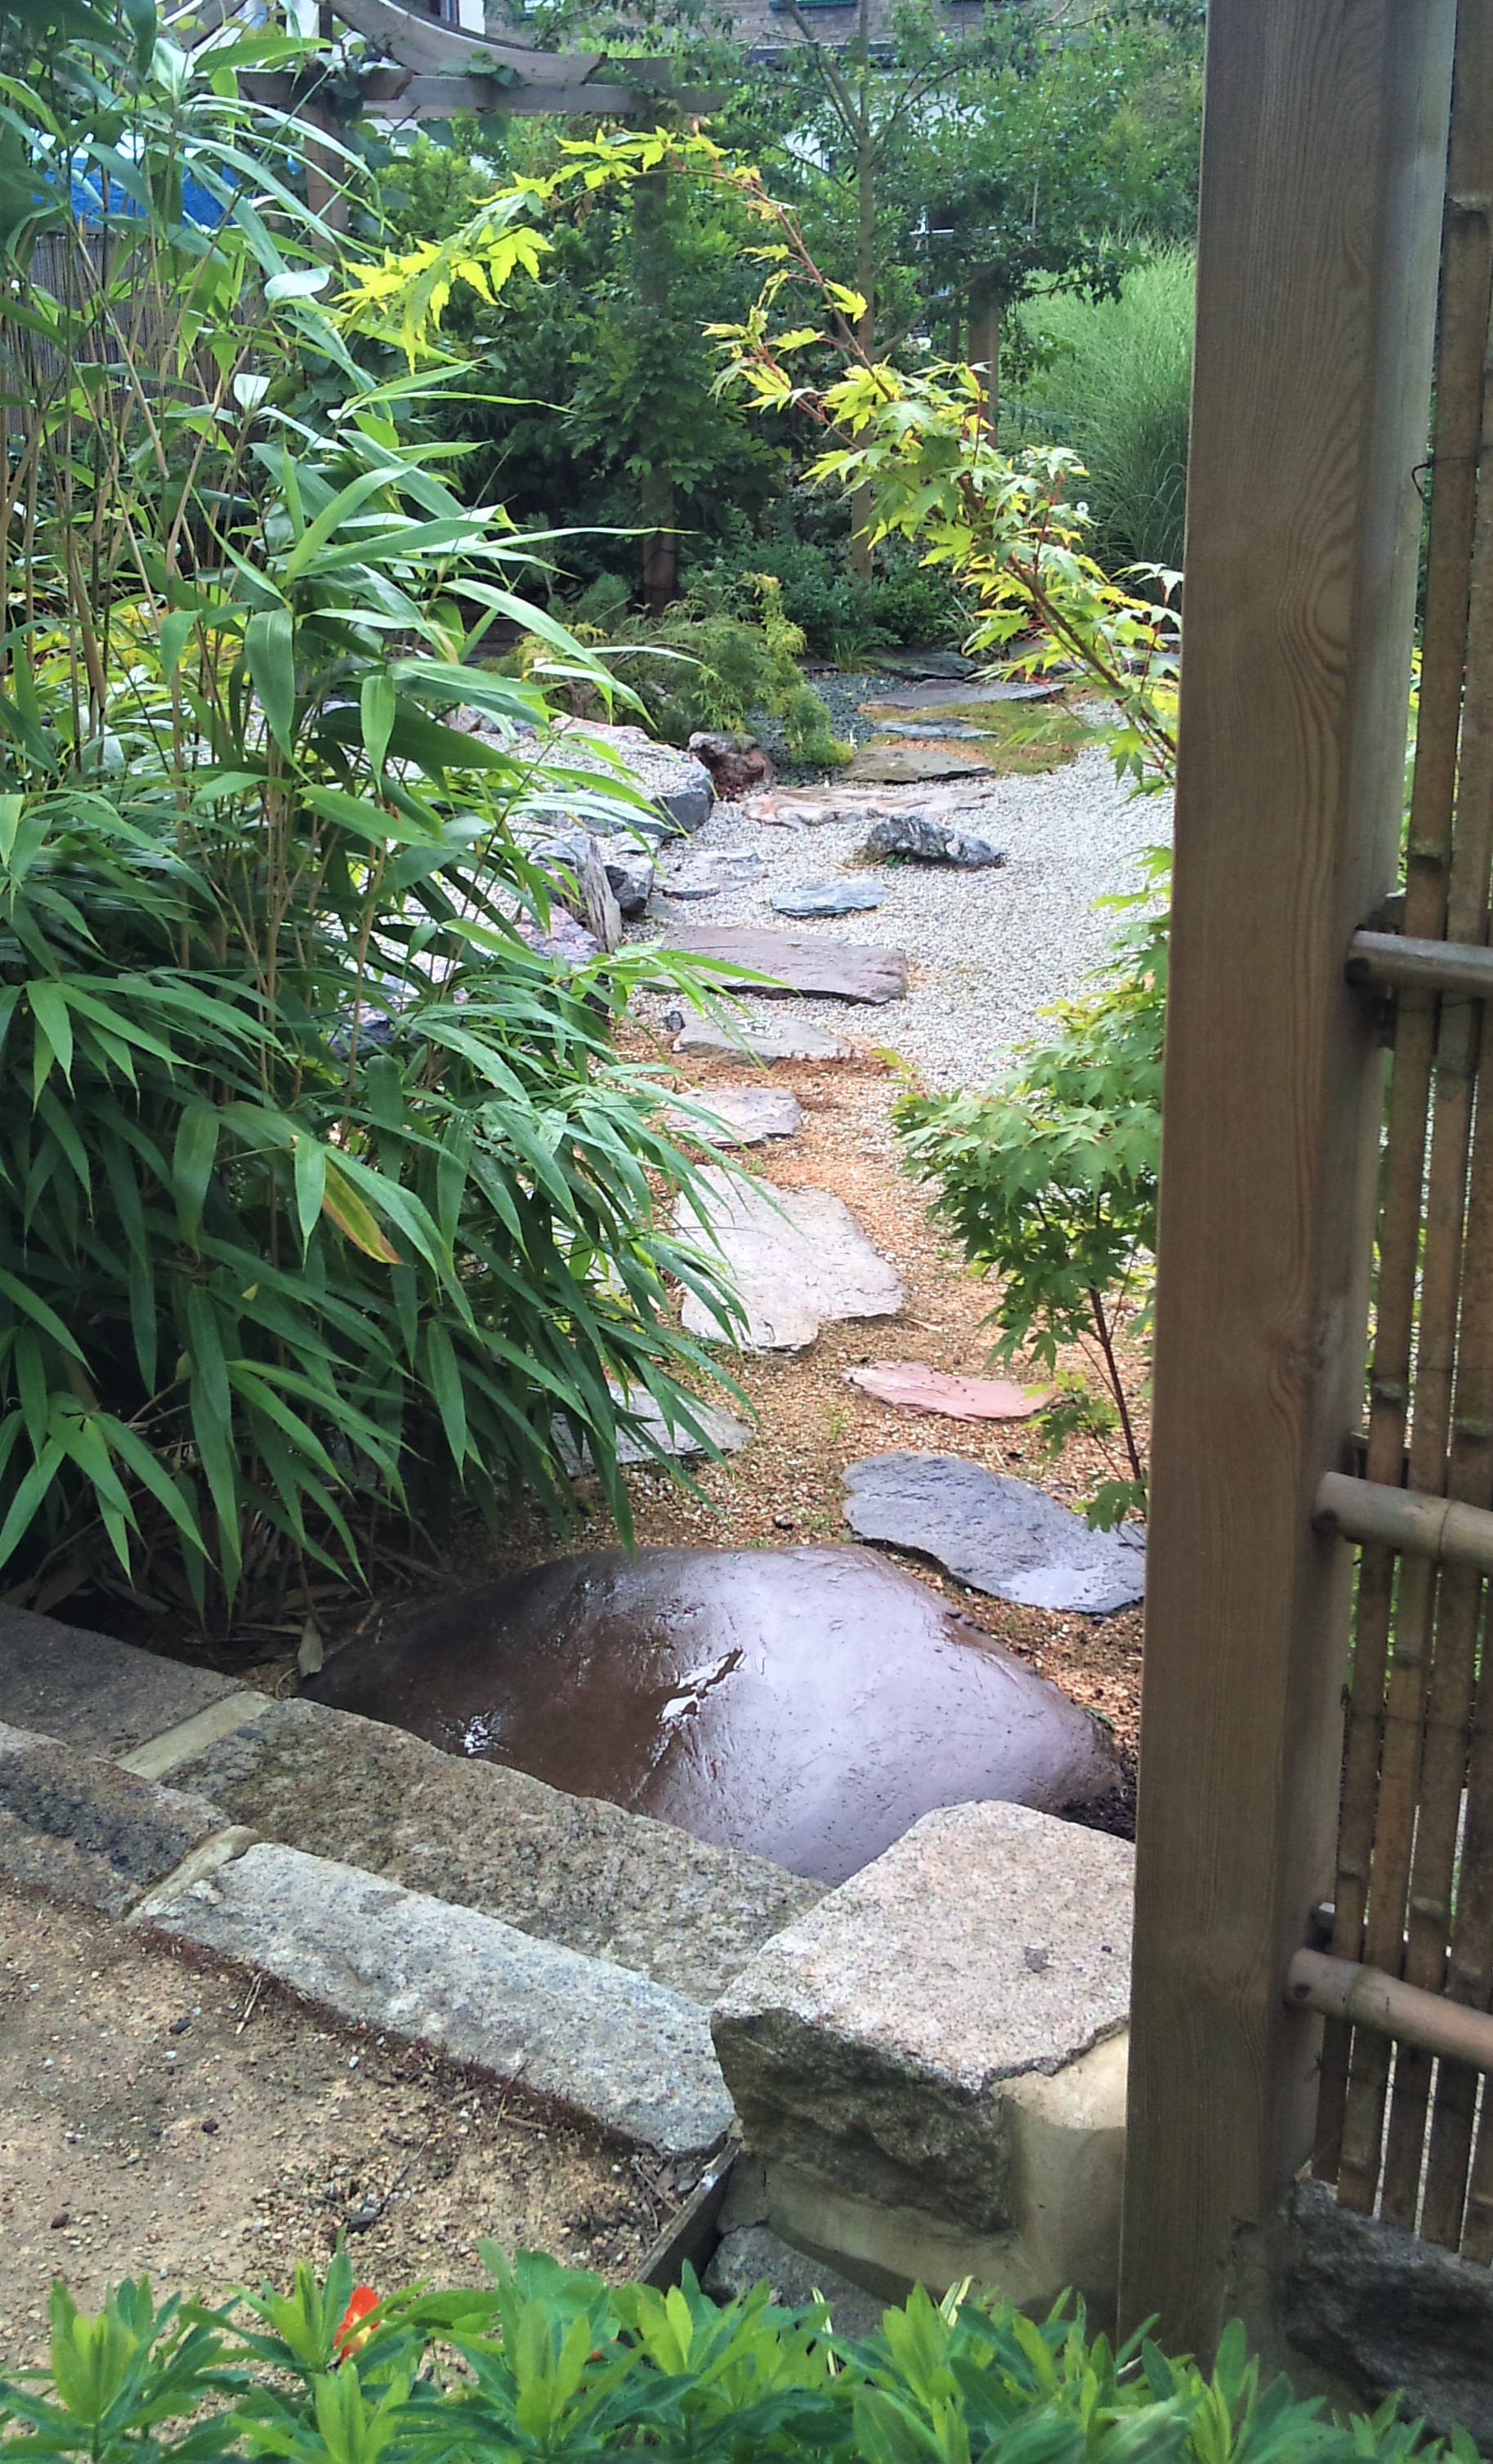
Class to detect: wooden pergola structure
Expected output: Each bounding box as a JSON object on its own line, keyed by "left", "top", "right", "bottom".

{"left": 1119, "top": 0, "right": 1493, "bottom": 2357}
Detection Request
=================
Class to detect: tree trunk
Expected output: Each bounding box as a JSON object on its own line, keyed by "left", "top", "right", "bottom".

{"left": 969, "top": 270, "right": 1000, "bottom": 439}
{"left": 634, "top": 167, "right": 677, "bottom": 616}
{"left": 847, "top": 0, "right": 875, "bottom": 583}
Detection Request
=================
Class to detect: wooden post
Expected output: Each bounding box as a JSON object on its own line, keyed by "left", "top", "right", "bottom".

{"left": 1117, "top": 0, "right": 1455, "bottom": 2356}
{"left": 968, "top": 268, "right": 999, "bottom": 440}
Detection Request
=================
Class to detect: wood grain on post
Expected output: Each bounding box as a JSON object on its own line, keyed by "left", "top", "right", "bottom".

{"left": 1116, "top": 0, "right": 1455, "bottom": 2355}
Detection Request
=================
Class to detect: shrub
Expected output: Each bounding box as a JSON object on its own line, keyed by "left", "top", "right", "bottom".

{"left": 1012, "top": 251, "right": 1196, "bottom": 575}
{"left": 3, "top": 2252, "right": 1483, "bottom": 2464}
{"left": 0, "top": 16, "right": 744, "bottom": 1629}
{"left": 897, "top": 853, "right": 1168, "bottom": 1529}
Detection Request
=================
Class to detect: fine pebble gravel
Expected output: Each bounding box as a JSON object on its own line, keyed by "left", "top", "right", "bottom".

{"left": 632, "top": 711, "right": 1172, "bottom": 1090}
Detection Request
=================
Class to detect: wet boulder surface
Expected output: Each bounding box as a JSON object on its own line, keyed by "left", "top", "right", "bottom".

{"left": 306, "top": 1546, "right": 1118, "bottom": 1886}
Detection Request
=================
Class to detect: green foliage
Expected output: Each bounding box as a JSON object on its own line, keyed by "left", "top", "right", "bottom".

{"left": 2, "top": 2256, "right": 1484, "bottom": 2464}
{"left": 0, "top": 16, "right": 744, "bottom": 1625}
{"left": 1012, "top": 251, "right": 1196, "bottom": 574}
{"left": 897, "top": 856, "right": 1167, "bottom": 1526}
{"left": 561, "top": 574, "right": 850, "bottom": 765}
{"left": 704, "top": 537, "right": 966, "bottom": 661}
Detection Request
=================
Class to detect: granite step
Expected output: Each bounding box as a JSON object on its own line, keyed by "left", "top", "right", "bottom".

{"left": 0, "top": 1608, "right": 820, "bottom": 2006}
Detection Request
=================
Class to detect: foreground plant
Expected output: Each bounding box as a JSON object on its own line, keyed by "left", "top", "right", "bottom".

{"left": 0, "top": 11, "right": 744, "bottom": 1627}
{"left": 2, "top": 2252, "right": 1481, "bottom": 2464}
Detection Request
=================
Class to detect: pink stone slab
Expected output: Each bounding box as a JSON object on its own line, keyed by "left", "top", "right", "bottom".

{"left": 845, "top": 1362, "right": 1049, "bottom": 1422}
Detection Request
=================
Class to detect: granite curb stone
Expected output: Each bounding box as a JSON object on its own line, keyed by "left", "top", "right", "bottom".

{"left": 0, "top": 1603, "right": 241, "bottom": 1758}
{"left": 711, "top": 1801, "right": 1133, "bottom": 2234}
{"left": 145, "top": 1840, "right": 736, "bottom": 2158}
{"left": 0, "top": 1718, "right": 234, "bottom": 1915}
{"left": 166, "top": 1695, "right": 821, "bottom": 2005}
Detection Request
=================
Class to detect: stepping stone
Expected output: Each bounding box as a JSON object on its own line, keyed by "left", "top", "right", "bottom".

{"left": 771, "top": 879, "right": 887, "bottom": 917}
{"left": 672, "top": 1016, "right": 853, "bottom": 1065}
{"left": 873, "top": 721, "right": 1002, "bottom": 742}
{"left": 842, "top": 1453, "right": 1146, "bottom": 1616}
{"left": 845, "top": 1362, "right": 1049, "bottom": 1421}
{"left": 865, "top": 679, "right": 1062, "bottom": 711}
{"left": 847, "top": 747, "right": 990, "bottom": 786}
{"left": 554, "top": 1383, "right": 750, "bottom": 1472}
{"left": 666, "top": 1086, "right": 802, "bottom": 1145}
{"left": 675, "top": 1168, "right": 903, "bottom": 1350}
{"left": 876, "top": 650, "right": 977, "bottom": 681}
{"left": 666, "top": 924, "right": 908, "bottom": 1005}
{"left": 305, "top": 1546, "right": 1119, "bottom": 1885}
{"left": 862, "top": 813, "right": 1005, "bottom": 868}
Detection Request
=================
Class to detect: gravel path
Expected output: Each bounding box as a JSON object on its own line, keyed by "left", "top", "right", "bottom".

{"left": 640, "top": 737, "right": 1172, "bottom": 1091}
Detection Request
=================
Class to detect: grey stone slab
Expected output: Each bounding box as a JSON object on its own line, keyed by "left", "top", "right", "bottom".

{"left": 675, "top": 1169, "right": 904, "bottom": 1350}
{"left": 665, "top": 926, "right": 908, "bottom": 1005}
{"left": 554, "top": 1385, "right": 751, "bottom": 1471}
{"left": 843, "top": 1453, "right": 1146, "bottom": 1615}
{"left": 166, "top": 1696, "right": 819, "bottom": 2005}
{"left": 847, "top": 748, "right": 989, "bottom": 786}
{"left": 665, "top": 1087, "right": 802, "bottom": 1146}
{"left": 145, "top": 1840, "right": 735, "bottom": 2158}
{"left": 861, "top": 814, "right": 1006, "bottom": 868}
{"left": 0, "top": 1605, "right": 241, "bottom": 1759}
{"left": 711, "top": 1800, "right": 1133, "bottom": 2235}
{"left": 672, "top": 1016, "right": 853, "bottom": 1065}
{"left": 771, "top": 881, "right": 887, "bottom": 917}
{"left": 0, "top": 1719, "right": 230, "bottom": 1915}
{"left": 704, "top": 2222, "right": 887, "bottom": 2336}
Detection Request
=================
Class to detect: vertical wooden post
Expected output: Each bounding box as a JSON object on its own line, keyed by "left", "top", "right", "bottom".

{"left": 968, "top": 269, "right": 999, "bottom": 440}
{"left": 1117, "top": 0, "right": 1455, "bottom": 2356}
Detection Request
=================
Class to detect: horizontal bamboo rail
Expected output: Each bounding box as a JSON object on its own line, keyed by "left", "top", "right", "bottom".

{"left": 1289, "top": 1949, "right": 1493, "bottom": 2071}
{"left": 1348, "top": 930, "right": 1493, "bottom": 996}
{"left": 1314, "top": 1469, "right": 1493, "bottom": 1572}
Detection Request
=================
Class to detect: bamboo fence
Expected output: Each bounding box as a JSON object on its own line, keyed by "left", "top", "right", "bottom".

{"left": 1310, "top": 0, "right": 1493, "bottom": 2256}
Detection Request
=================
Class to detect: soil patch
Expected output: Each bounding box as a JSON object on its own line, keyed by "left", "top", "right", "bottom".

{"left": 0, "top": 1881, "right": 682, "bottom": 2362}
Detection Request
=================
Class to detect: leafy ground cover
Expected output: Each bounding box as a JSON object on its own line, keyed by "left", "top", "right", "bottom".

{"left": 2, "top": 2248, "right": 1482, "bottom": 2464}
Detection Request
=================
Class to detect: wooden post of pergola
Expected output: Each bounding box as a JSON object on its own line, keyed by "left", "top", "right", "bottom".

{"left": 1117, "top": 0, "right": 1457, "bottom": 2354}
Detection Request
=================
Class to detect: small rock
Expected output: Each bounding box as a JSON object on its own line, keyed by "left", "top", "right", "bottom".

{"left": 703, "top": 2222, "right": 886, "bottom": 2336}
{"left": 771, "top": 880, "right": 887, "bottom": 918}
{"left": 201, "top": 2118, "right": 219, "bottom": 2134}
{"left": 50, "top": 2212, "right": 70, "bottom": 2230}
{"left": 515, "top": 911, "right": 602, "bottom": 966}
{"left": 578, "top": 841, "right": 622, "bottom": 953}
{"left": 842, "top": 1453, "right": 1146, "bottom": 1615}
{"left": 845, "top": 1362, "right": 1048, "bottom": 1422}
{"left": 665, "top": 1087, "right": 802, "bottom": 1146}
{"left": 554, "top": 1385, "right": 750, "bottom": 1472}
{"left": 597, "top": 838, "right": 655, "bottom": 917}
{"left": 862, "top": 814, "right": 1006, "bottom": 869}
{"left": 689, "top": 731, "right": 776, "bottom": 801}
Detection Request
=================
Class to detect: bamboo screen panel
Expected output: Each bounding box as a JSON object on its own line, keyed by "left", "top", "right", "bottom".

{"left": 1310, "top": 3, "right": 1493, "bottom": 2252}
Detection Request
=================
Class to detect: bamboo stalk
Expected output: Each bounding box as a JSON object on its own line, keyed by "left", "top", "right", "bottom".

{"left": 1321, "top": 2, "right": 1493, "bottom": 2197}
{"left": 1290, "top": 1948, "right": 1493, "bottom": 2069}
{"left": 1316, "top": 1473, "right": 1493, "bottom": 1570}
{"left": 1350, "top": 934, "right": 1493, "bottom": 994}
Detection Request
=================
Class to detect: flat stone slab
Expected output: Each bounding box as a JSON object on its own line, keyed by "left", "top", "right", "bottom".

{"left": 846, "top": 1363, "right": 1048, "bottom": 1422}
{"left": 555, "top": 1382, "right": 751, "bottom": 1471}
{"left": 675, "top": 1169, "right": 904, "bottom": 1350}
{"left": 167, "top": 1696, "right": 815, "bottom": 2005}
{"left": 864, "top": 680, "right": 1061, "bottom": 711}
{"left": 664, "top": 925, "right": 908, "bottom": 1005}
{"left": 0, "top": 1720, "right": 230, "bottom": 1916}
{"left": 843, "top": 1453, "right": 1146, "bottom": 1615}
{"left": 145, "top": 1841, "right": 734, "bottom": 2158}
{"left": 658, "top": 852, "right": 767, "bottom": 899}
{"left": 666, "top": 1087, "right": 803, "bottom": 1145}
{"left": 672, "top": 1016, "right": 853, "bottom": 1065}
{"left": 305, "top": 1547, "right": 1117, "bottom": 1887}
{"left": 711, "top": 1801, "right": 1133, "bottom": 2232}
{"left": 770, "top": 881, "right": 887, "bottom": 917}
{"left": 847, "top": 747, "right": 990, "bottom": 786}
{"left": 0, "top": 1605, "right": 241, "bottom": 1760}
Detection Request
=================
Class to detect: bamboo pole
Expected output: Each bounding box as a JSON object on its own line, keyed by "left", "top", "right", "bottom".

{"left": 1350, "top": 933, "right": 1493, "bottom": 994}
{"left": 1318, "top": 1, "right": 1493, "bottom": 2189}
{"left": 1289, "top": 1948, "right": 1493, "bottom": 2070}
{"left": 1316, "top": 1473, "right": 1493, "bottom": 1571}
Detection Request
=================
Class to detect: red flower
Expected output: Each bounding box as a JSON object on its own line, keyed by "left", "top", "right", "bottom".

{"left": 334, "top": 2287, "right": 380, "bottom": 2358}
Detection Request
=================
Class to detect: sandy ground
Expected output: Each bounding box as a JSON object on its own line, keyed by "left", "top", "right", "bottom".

{"left": 0, "top": 1884, "right": 682, "bottom": 2364}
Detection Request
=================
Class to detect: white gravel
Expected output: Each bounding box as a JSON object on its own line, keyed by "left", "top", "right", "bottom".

{"left": 633, "top": 743, "right": 1173, "bottom": 1091}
